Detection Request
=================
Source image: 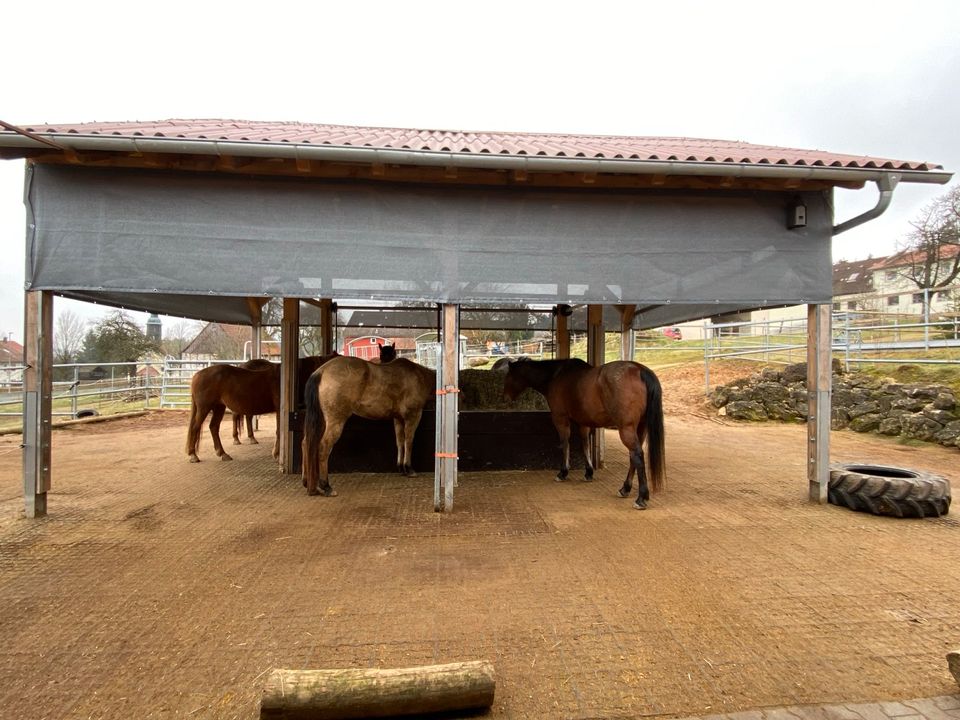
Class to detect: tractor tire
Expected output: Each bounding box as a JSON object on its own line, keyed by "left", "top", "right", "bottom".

{"left": 828, "top": 463, "right": 951, "bottom": 518}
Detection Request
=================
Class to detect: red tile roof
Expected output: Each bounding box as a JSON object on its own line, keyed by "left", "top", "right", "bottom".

{"left": 11, "top": 119, "right": 942, "bottom": 172}
{"left": 0, "top": 339, "right": 24, "bottom": 364}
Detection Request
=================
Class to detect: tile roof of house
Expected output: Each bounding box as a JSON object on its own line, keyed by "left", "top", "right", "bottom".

{"left": 0, "top": 339, "right": 24, "bottom": 364}
{"left": 6, "top": 119, "right": 944, "bottom": 172}
{"left": 833, "top": 258, "right": 877, "bottom": 296}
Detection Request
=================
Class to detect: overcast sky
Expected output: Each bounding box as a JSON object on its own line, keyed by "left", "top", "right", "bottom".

{"left": 2, "top": 0, "right": 958, "bottom": 342}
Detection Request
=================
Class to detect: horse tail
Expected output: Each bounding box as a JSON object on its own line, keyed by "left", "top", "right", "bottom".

{"left": 639, "top": 365, "right": 665, "bottom": 492}
{"left": 301, "top": 367, "right": 326, "bottom": 488}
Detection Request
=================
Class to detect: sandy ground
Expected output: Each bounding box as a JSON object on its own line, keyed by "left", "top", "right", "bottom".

{"left": 0, "top": 363, "right": 957, "bottom": 719}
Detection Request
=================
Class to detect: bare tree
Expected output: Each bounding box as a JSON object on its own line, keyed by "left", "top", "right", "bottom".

{"left": 897, "top": 184, "right": 960, "bottom": 317}
{"left": 161, "top": 320, "right": 200, "bottom": 359}
{"left": 53, "top": 309, "right": 86, "bottom": 364}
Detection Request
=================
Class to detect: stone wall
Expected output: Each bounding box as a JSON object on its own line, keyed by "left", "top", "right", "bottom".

{"left": 709, "top": 362, "right": 960, "bottom": 450}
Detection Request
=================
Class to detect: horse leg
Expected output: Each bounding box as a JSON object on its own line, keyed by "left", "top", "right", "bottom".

{"left": 400, "top": 409, "right": 423, "bottom": 477}
{"left": 232, "top": 414, "right": 243, "bottom": 445}
{"left": 578, "top": 425, "right": 595, "bottom": 481}
{"left": 246, "top": 415, "right": 258, "bottom": 444}
{"left": 553, "top": 415, "right": 571, "bottom": 481}
{"left": 272, "top": 410, "right": 280, "bottom": 460}
{"left": 617, "top": 425, "right": 648, "bottom": 509}
{"left": 312, "top": 419, "right": 345, "bottom": 497}
{"left": 209, "top": 404, "right": 233, "bottom": 461}
{"left": 187, "top": 399, "right": 207, "bottom": 463}
{"left": 393, "top": 418, "right": 405, "bottom": 474}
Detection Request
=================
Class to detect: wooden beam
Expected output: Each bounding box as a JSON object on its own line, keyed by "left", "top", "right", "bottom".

{"left": 279, "top": 298, "right": 300, "bottom": 474}
{"left": 246, "top": 296, "right": 267, "bottom": 326}
{"left": 260, "top": 662, "right": 495, "bottom": 718}
{"left": 22, "top": 290, "right": 53, "bottom": 518}
{"left": 320, "top": 298, "right": 334, "bottom": 355}
{"left": 586, "top": 304, "right": 605, "bottom": 469}
{"left": 615, "top": 304, "right": 637, "bottom": 361}
{"left": 555, "top": 305, "right": 570, "bottom": 359}
{"left": 807, "top": 304, "right": 831, "bottom": 503}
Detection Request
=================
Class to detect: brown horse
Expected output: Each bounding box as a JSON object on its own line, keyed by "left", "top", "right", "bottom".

{"left": 502, "top": 358, "right": 665, "bottom": 509}
{"left": 187, "top": 354, "right": 337, "bottom": 462}
{"left": 232, "top": 358, "right": 277, "bottom": 445}
{"left": 301, "top": 355, "right": 435, "bottom": 496}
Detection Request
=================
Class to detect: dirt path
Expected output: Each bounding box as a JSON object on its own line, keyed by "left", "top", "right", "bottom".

{"left": 0, "top": 370, "right": 957, "bottom": 719}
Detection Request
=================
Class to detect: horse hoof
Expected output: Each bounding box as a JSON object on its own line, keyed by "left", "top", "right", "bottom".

{"left": 632, "top": 501, "right": 647, "bottom": 510}
{"left": 582, "top": 475, "right": 594, "bottom": 483}
{"left": 323, "top": 489, "right": 338, "bottom": 497}
{"left": 188, "top": 456, "right": 200, "bottom": 464}
{"left": 220, "top": 454, "right": 233, "bottom": 462}
{"left": 617, "top": 488, "right": 629, "bottom": 498}
{"left": 307, "top": 488, "right": 320, "bottom": 496}
{"left": 406, "top": 469, "right": 418, "bottom": 478}
{"left": 232, "top": 440, "right": 241, "bottom": 446}
{"left": 250, "top": 439, "right": 259, "bottom": 445}
{"left": 555, "top": 475, "right": 568, "bottom": 483}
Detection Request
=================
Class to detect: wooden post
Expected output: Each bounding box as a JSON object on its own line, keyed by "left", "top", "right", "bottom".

{"left": 807, "top": 303, "right": 831, "bottom": 503}
{"left": 280, "top": 298, "right": 300, "bottom": 473}
{"left": 438, "top": 303, "right": 460, "bottom": 512}
{"left": 22, "top": 290, "right": 53, "bottom": 518}
{"left": 260, "top": 661, "right": 495, "bottom": 719}
{"left": 320, "top": 298, "right": 334, "bottom": 355}
{"left": 555, "top": 304, "right": 570, "bottom": 359}
{"left": 616, "top": 304, "right": 637, "bottom": 361}
{"left": 586, "top": 304, "right": 605, "bottom": 469}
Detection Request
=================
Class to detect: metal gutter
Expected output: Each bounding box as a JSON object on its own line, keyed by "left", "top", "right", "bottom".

{"left": 0, "top": 133, "right": 953, "bottom": 185}
{"left": 832, "top": 173, "right": 900, "bottom": 235}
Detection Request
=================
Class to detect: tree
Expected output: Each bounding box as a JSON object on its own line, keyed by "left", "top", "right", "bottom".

{"left": 161, "top": 319, "right": 201, "bottom": 359}
{"left": 53, "top": 309, "right": 86, "bottom": 364}
{"left": 80, "top": 310, "right": 160, "bottom": 374}
{"left": 897, "top": 184, "right": 960, "bottom": 317}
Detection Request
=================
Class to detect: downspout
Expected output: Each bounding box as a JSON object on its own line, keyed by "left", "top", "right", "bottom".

{"left": 832, "top": 173, "right": 900, "bottom": 235}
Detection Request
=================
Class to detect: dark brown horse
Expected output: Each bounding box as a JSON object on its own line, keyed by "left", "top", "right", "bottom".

{"left": 301, "top": 356, "right": 435, "bottom": 496}
{"left": 232, "top": 358, "right": 277, "bottom": 445}
{"left": 503, "top": 358, "right": 665, "bottom": 509}
{"left": 187, "top": 354, "right": 336, "bottom": 462}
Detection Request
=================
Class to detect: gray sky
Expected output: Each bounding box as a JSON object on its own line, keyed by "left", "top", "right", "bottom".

{"left": 2, "top": 0, "right": 958, "bottom": 342}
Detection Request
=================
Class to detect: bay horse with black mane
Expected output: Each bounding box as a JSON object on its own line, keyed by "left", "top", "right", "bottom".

{"left": 186, "top": 354, "right": 336, "bottom": 463}
{"left": 301, "top": 355, "right": 435, "bottom": 497}
{"left": 502, "top": 358, "right": 665, "bottom": 509}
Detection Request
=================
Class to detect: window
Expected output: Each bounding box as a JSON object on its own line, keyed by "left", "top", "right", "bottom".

{"left": 847, "top": 301, "right": 857, "bottom": 310}
{"left": 938, "top": 291, "right": 952, "bottom": 300}
{"left": 887, "top": 295, "right": 900, "bottom": 306}
{"left": 913, "top": 292, "right": 925, "bottom": 304}
{"left": 832, "top": 302, "right": 841, "bottom": 311}
{"left": 885, "top": 271, "right": 898, "bottom": 281}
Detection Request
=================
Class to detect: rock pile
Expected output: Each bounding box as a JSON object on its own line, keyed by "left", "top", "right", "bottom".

{"left": 709, "top": 362, "right": 960, "bottom": 449}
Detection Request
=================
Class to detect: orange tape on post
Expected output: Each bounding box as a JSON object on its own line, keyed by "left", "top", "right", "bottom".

{"left": 434, "top": 452, "right": 459, "bottom": 459}
{"left": 435, "top": 386, "right": 461, "bottom": 395}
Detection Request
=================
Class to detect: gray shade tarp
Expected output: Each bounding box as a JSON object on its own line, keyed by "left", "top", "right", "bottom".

{"left": 26, "top": 165, "right": 832, "bottom": 317}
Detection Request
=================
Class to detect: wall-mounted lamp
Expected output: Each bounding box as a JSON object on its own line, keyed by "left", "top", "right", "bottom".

{"left": 787, "top": 198, "right": 807, "bottom": 229}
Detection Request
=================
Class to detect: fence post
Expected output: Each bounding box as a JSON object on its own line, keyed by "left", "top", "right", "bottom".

{"left": 72, "top": 365, "right": 79, "bottom": 418}
{"left": 924, "top": 288, "right": 930, "bottom": 351}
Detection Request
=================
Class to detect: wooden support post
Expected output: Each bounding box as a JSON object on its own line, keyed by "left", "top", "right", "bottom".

{"left": 22, "top": 290, "right": 53, "bottom": 518}
{"left": 437, "top": 304, "right": 460, "bottom": 512}
{"left": 586, "top": 304, "right": 605, "bottom": 469}
{"left": 320, "top": 298, "right": 334, "bottom": 355}
{"left": 807, "top": 304, "right": 832, "bottom": 503}
{"left": 555, "top": 305, "right": 570, "bottom": 359}
{"left": 280, "top": 298, "right": 300, "bottom": 474}
{"left": 259, "top": 661, "right": 495, "bottom": 719}
{"left": 616, "top": 304, "right": 637, "bottom": 361}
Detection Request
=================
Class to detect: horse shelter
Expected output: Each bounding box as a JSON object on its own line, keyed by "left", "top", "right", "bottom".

{"left": 0, "top": 120, "right": 952, "bottom": 518}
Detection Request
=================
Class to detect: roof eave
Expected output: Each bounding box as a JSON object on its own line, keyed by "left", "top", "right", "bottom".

{"left": 0, "top": 133, "right": 953, "bottom": 185}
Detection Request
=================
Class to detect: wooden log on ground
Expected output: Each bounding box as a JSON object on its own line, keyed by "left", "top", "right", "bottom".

{"left": 260, "top": 660, "right": 495, "bottom": 719}
{"left": 949, "top": 649, "right": 960, "bottom": 689}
